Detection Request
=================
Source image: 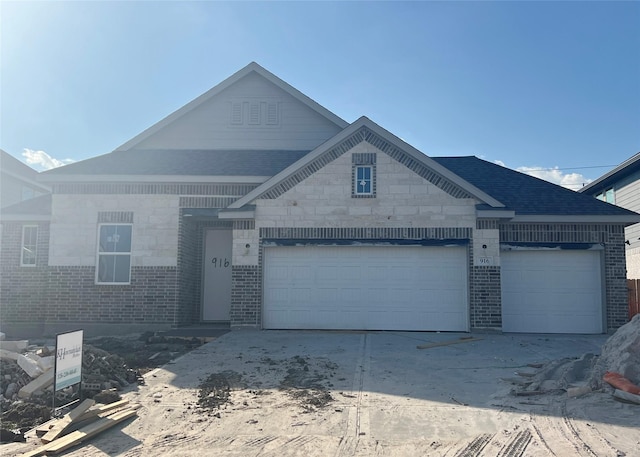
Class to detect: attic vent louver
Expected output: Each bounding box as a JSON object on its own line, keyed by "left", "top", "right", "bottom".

{"left": 230, "top": 99, "right": 281, "bottom": 128}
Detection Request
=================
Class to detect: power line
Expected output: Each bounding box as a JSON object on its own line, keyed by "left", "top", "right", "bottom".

{"left": 518, "top": 164, "right": 617, "bottom": 172}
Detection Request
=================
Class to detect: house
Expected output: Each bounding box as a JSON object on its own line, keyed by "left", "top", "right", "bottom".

{"left": 0, "top": 149, "right": 50, "bottom": 209}
{"left": 579, "top": 152, "right": 640, "bottom": 280}
{"left": 1, "top": 62, "right": 639, "bottom": 338}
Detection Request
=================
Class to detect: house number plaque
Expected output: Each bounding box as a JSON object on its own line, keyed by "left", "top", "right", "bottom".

{"left": 211, "top": 257, "right": 230, "bottom": 268}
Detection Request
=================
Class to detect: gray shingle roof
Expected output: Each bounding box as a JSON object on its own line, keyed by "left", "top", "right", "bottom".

{"left": 432, "top": 156, "right": 638, "bottom": 216}
{"left": 43, "top": 150, "right": 310, "bottom": 176}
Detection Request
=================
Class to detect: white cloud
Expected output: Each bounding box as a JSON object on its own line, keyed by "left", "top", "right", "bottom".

{"left": 494, "top": 160, "right": 592, "bottom": 191}
{"left": 22, "top": 148, "right": 74, "bottom": 171}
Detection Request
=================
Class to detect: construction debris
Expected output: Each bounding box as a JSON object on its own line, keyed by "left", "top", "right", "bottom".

{"left": 416, "top": 337, "right": 483, "bottom": 350}
{"left": 504, "top": 313, "right": 640, "bottom": 406}
{"left": 1, "top": 333, "right": 206, "bottom": 437}
{"left": 613, "top": 389, "right": 640, "bottom": 405}
{"left": 590, "top": 314, "right": 640, "bottom": 390}
{"left": 18, "top": 400, "right": 140, "bottom": 457}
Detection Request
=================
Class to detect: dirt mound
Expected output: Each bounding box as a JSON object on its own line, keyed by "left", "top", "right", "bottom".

{"left": 590, "top": 314, "right": 640, "bottom": 389}
{"left": 197, "top": 370, "right": 244, "bottom": 413}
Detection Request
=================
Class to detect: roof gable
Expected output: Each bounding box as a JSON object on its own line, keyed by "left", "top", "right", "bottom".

{"left": 115, "top": 62, "right": 348, "bottom": 152}
{"left": 579, "top": 152, "right": 640, "bottom": 195}
{"left": 229, "top": 117, "right": 504, "bottom": 209}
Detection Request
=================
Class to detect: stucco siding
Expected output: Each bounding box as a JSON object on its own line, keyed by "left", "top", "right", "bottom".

{"left": 132, "top": 72, "right": 342, "bottom": 151}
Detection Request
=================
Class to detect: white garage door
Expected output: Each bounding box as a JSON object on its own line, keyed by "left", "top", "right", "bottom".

{"left": 501, "top": 249, "right": 603, "bottom": 334}
{"left": 263, "top": 245, "right": 468, "bottom": 331}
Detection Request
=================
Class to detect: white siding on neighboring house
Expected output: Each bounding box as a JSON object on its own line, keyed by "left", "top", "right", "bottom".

{"left": 49, "top": 194, "right": 180, "bottom": 267}
{"left": 610, "top": 170, "right": 640, "bottom": 278}
{"left": 133, "top": 72, "right": 343, "bottom": 151}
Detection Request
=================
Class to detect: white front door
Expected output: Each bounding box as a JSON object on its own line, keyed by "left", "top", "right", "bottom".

{"left": 501, "top": 249, "right": 603, "bottom": 334}
{"left": 263, "top": 245, "right": 468, "bottom": 331}
{"left": 202, "top": 229, "right": 232, "bottom": 321}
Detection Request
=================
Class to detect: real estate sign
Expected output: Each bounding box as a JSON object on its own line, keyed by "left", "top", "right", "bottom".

{"left": 55, "top": 330, "right": 83, "bottom": 391}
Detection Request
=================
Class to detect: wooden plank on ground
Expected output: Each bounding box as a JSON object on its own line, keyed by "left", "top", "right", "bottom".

{"left": 18, "top": 369, "right": 54, "bottom": 399}
{"left": 613, "top": 389, "right": 640, "bottom": 405}
{"left": 32, "top": 418, "right": 57, "bottom": 437}
{"left": 76, "top": 399, "right": 130, "bottom": 422}
{"left": 40, "top": 399, "right": 95, "bottom": 443}
{"left": 0, "top": 348, "right": 21, "bottom": 360}
{"left": 19, "top": 406, "right": 139, "bottom": 457}
{"left": 46, "top": 406, "right": 140, "bottom": 454}
{"left": 31, "top": 399, "right": 116, "bottom": 436}
{"left": 416, "top": 337, "right": 483, "bottom": 350}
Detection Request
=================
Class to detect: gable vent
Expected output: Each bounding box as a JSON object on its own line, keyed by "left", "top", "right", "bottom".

{"left": 230, "top": 99, "right": 280, "bottom": 128}
{"left": 231, "top": 102, "right": 243, "bottom": 125}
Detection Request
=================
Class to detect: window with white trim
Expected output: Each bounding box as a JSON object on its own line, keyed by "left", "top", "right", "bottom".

{"left": 355, "top": 166, "right": 373, "bottom": 195}
{"left": 96, "top": 224, "right": 132, "bottom": 284}
{"left": 352, "top": 152, "right": 377, "bottom": 198}
{"left": 21, "top": 225, "right": 38, "bottom": 267}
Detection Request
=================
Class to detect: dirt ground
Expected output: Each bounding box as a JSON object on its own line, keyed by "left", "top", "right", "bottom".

{"left": 3, "top": 329, "right": 640, "bottom": 457}
{"left": 0, "top": 333, "right": 207, "bottom": 434}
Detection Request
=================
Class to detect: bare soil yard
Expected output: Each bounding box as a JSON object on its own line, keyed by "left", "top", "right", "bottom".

{"left": 2, "top": 321, "right": 640, "bottom": 457}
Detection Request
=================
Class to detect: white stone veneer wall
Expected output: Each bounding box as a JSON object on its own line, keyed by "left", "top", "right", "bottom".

{"left": 49, "top": 194, "right": 180, "bottom": 267}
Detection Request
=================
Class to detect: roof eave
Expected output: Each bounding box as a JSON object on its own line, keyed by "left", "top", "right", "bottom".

{"left": 0, "top": 214, "right": 51, "bottom": 222}
{"left": 38, "top": 174, "right": 270, "bottom": 184}
{"left": 509, "top": 214, "right": 640, "bottom": 225}
{"left": 579, "top": 152, "right": 640, "bottom": 194}
{"left": 476, "top": 209, "right": 516, "bottom": 219}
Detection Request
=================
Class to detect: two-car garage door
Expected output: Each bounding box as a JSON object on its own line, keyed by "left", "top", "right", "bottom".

{"left": 263, "top": 245, "right": 468, "bottom": 331}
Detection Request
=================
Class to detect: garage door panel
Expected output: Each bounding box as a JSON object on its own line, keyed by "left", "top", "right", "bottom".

{"left": 501, "top": 250, "right": 602, "bottom": 334}
{"left": 263, "top": 245, "right": 468, "bottom": 331}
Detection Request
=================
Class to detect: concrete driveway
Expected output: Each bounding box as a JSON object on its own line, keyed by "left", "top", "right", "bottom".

{"left": 8, "top": 330, "right": 640, "bottom": 456}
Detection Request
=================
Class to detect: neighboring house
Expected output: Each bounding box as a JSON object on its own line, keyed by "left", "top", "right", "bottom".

{"left": 580, "top": 152, "right": 640, "bottom": 279}
{"left": 1, "top": 62, "right": 639, "bottom": 338}
{"left": 0, "top": 149, "right": 50, "bottom": 209}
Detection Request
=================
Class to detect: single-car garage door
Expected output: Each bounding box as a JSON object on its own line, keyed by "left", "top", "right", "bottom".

{"left": 263, "top": 245, "right": 468, "bottom": 331}
{"left": 501, "top": 249, "right": 603, "bottom": 334}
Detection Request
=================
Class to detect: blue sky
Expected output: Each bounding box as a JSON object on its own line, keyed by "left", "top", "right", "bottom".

{"left": 1, "top": 1, "right": 639, "bottom": 189}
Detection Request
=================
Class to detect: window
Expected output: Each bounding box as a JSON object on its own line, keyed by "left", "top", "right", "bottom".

{"left": 596, "top": 188, "right": 615, "bottom": 204}
{"left": 352, "top": 152, "right": 377, "bottom": 198}
{"left": 355, "top": 166, "right": 372, "bottom": 195}
{"left": 96, "top": 224, "right": 132, "bottom": 284}
{"left": 21, "top": 225, "right": 38, "bottom": 266}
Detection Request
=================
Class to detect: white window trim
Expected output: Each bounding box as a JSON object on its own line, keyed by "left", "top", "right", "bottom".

{"left": 95, "top": 223, "right": 132, "bottom": 285}
{"left": 354, "top": 165, "right": 373, "bottom": 195}
{"left": 20, "top": 225, "right": 38, "bottom": 267}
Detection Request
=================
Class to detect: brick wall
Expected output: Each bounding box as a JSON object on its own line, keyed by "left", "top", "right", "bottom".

{"left": 469, "top": 266, "right": 502, "bottom": 329}
{"left": 230, "top": 265, "right": 260, "bottom": 327}
{"left": 0, "top": 222, "right": 50, "bottom": 333}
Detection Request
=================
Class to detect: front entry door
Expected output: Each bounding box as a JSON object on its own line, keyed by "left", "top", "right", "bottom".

{"left": 202, "top": 229, "right": 232, "bottom": 321}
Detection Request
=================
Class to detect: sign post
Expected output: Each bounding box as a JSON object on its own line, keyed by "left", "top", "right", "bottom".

{"left": 53, "top": 329, "right": 83, "bottom": 411}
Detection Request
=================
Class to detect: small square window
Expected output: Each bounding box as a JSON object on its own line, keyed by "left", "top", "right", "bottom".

{"left": 355, "top": 166, "right": 372, "bottom": 195}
